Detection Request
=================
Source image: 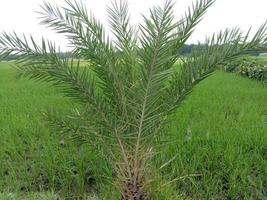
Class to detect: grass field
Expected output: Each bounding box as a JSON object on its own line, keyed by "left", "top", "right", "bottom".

{"left": 0, "top": 62, "right": 266, "bottom": 199}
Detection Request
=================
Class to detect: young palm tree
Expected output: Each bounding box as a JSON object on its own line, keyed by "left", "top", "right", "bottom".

{"left": 0, "top": 0, "right": 266, "bottom": 199}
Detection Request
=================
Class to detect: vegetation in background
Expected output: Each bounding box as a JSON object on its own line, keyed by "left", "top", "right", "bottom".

{"left": 239, "top": 64, "right": 266, "bottom": 81}
{"left": 0, "top": 0, "right": 267, "bottom": 199}
{"left": 0, "top": 52, "right": 76, "bottom": 61}
{"left": 222, "top": 56, "right": 267, "bottom": 81}
{"left": 180, "top": 44, "right": 264, "bottom": 56}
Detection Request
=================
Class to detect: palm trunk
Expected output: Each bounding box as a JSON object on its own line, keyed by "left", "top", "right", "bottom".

{"left": 120, "top": 181, "right": 149, "bottom": 200}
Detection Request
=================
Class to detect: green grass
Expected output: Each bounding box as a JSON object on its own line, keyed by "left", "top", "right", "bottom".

{"left": 0, "top": 192, "right": 59, "bottom": 200}
{"left": 0, "top": 62, "right": 266, "bottom": 199}
{"left": 0, "top": 192, "right": 98, "bottom": 200}
{"left": 160, "top": 73, "right": 267, "bottom": 199}
{"left": 0, "top": 62, "right": 107, "bottom": 199}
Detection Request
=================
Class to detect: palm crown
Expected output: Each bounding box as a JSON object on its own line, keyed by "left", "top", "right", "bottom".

{"left": 0, "top": 0, "right": 266, "bottom": 199}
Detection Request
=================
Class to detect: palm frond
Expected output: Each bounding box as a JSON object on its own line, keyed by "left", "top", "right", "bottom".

{"left": 107, "top": 0, "right": 138, "bottom": 88}
{"left": 0, "top": 32, "right": 110, "bottom": 116}
{"left": 38, "top": 1, "right": 117, "bottom": 93}
{"left": 165, "top": 23, "right": 267, "bottom": 112}
{"left": 107, "top": 0, "right": 137, "bottom": 51}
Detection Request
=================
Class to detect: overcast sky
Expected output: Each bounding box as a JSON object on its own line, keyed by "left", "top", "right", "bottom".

{"left": 0, "top": 0, "right": 266, "bottom": 50}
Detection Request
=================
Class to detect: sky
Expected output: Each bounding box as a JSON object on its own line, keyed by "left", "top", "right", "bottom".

{"left": 0, "top": 0, "right": 266, "bottom": 50}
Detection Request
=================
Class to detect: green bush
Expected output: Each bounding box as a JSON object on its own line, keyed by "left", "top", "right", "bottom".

{"left": 223, "top": 57, "right": 267, "bottom": 81}
{"left": 239, "top": 64, "right": 267, "bottom": 81}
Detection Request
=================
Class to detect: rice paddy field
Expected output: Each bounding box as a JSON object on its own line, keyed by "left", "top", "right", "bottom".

{"left": 0, "top": 62, "right": 266, "bottom": 199}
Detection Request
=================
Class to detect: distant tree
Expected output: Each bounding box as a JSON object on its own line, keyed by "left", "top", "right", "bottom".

{"left": 180, "top": 44, "right": 194, "bottom": 55}
{"left": 0, "top": 0, "right": 266, "bottom": 199}
{"left": 0, "top": 54, "right": 19, "bottom": 61}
